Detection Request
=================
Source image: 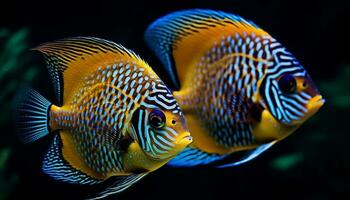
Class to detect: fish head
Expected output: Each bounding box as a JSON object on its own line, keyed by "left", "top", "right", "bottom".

{"left": 129, "top": 91, "right": 192, "bottom": 161}
{"left": 259, "top": 53, "right": 325, "bottom": 128}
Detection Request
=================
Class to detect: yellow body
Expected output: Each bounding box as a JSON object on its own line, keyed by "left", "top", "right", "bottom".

{"left": 37, "top": 37, "right": 192, "bottom": 181}
{"left": 163, "top": 13, "right": 324, "bottom": 156}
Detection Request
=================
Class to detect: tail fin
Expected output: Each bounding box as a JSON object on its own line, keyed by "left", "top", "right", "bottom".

{"left": 16, "top": 89, "right": 52, "bottom": 143}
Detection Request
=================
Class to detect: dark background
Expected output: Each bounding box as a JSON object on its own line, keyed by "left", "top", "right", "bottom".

{"left": 0, "top": 0, "right": 349, "bottom": 199}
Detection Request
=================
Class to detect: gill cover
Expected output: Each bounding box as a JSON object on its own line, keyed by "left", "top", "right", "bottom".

{"left": 130, "top": 106, "right": 192, "bottom": 160}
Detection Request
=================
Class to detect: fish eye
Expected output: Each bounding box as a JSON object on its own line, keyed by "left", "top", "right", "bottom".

{"left": 149, "top": 109, "right": 166, "bottom": 129}
{"left": 278, "top": 75, "right": 297, "bottom": 94}
{"left": 302, "top": 81, "right": 308, "bottom": 89}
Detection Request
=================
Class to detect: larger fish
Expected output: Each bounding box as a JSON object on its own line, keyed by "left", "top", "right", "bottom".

{"left": 144, "top": 9, "right": 325, "bottom": 167}
{"left": 17, "top": 37, "right": 192, "bottom": 198}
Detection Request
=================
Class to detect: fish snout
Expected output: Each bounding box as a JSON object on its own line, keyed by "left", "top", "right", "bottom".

{"left": 174, "top": 132, "right": 192, "bottom": 150}
{"left": 307, "top": 95, "right": 325, "bottom": 112}
{"left": 293, "top": 94, "right": 325, "bottom": 125}
{"left": 178, "top": 132, "right": 193, "bottom": 145}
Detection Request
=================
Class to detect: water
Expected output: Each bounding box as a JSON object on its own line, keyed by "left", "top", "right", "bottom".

{"left": 0, "top": 0, "right": 349, "bottom": 199}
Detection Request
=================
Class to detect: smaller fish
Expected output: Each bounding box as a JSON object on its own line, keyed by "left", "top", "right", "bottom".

{"left": 145, "top": 9, "right": 325, "bottom": 167}
{"left": 17, "top": 37, "right": 192, "bottom": 198}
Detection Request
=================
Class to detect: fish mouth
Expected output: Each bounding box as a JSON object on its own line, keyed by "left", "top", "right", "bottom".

{"left": 173, "top": 132, "right": 192, "bottom": 151}
{"left": 286, "top": 95, "right": 325, "bottom": 126}
{"left": 296, "top": 94, "right": 325, "bottom": 124}
{"left": 307, "top": 95, "right": 325, "bottom": 112}
{"left": 137, "top": 132, "right": 193, "bottom": 162}
{"left": 177, "top": 132, "right": 193, "bottom": 146}
{"left": 157, "top": 133, "right": 192, "bottom": 160}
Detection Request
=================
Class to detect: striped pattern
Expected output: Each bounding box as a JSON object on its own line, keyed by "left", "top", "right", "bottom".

{"left": 38, "top": 37, "right": 187, "bottom": 176}
{"left": 218, "top": 141, "right": 275, "bottom": 168}
{"left": 131, "top": 107, "right": 178, "bottom": 158}
{"left": 51, "top": 60, "right": 183, "bottom": 173}
{"left": 17, "top": 89, "right": 52, "bottom": 143}
{"left": 146, "top": 9, "right": 259, "bottom": 49}
{"left": 145, "top": 9, "right": 270, "bottom": 148}
{"left": 145, "top": 9, "right": 322, "bottom": 167}
{"left": 23, "top": 37, "right": 191, "bottom": 198}
{"left": 178, "top": 32, "right": 274, "bottom": 147}
{"left": 89, "top": 173, "right": 147, "bottom": 200}
{"left": 168, "top": 147, "right": 226, "bottom": 167}
{"left": 34, "top": 37, "right": 142, "bottom": 105}
{"left": 43, "top": 135, "right": 100, "bottom": 185}
{"left": 44, "top": 55, "right": 63, "bottom": 105}
{"left": 130, "top": 82, "right": 182, "bottom": 158}
{"left": 159, "top": 23, "right": 314, "bottom": 147}
{"left": 184, "top": 31, "right": 312, "bottom": 145}
{"left": 259, "top": 41, "right": 312, "bottom": 124}
{"left": 143, "top": 81, "right": 182, "bottom": 114}
{"left": 145, "top": 9, "right": 261, "bottom": 87}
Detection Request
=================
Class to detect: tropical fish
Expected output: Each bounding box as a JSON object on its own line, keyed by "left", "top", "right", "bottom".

{"left": 144, "top": 9, "right": 325, "bottom": 167}
{"left": 17, "top": 37, "right": 192, "bottom": 198}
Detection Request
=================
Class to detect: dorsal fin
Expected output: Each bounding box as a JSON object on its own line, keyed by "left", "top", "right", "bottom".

{"left": 145, "top": 9, "right": 269, "bottom": 89}
{"left": 33, "top": 37, "right": 146, "bottom": 105}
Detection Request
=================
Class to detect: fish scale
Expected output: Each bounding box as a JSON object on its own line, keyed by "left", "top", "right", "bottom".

{"left": 49, "top": 61, "right": 156, "bottom": 175}
{"left": 187, "top": 36, "right": 269, "bottom": 147}
{"left": 145, "top": 9, "right": 324, "bottom": 167}
{"left": 17, "top": 37, "right": 192, "bottom": 198}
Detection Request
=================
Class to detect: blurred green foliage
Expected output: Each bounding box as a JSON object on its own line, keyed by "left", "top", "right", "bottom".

{"left": 271, "top": 153, "right": 304, "bottom": 171}
{"left": 0, "top": 28, "right": 38, "bottom": 200}
{"left": 0, "top": 28, "right": 39, "bottom": 126}
{"left": 320, "top": 65, "right": 350, "bottom": 108}
{"left": 0, "top": 148, "right": 18, "bottom": 200}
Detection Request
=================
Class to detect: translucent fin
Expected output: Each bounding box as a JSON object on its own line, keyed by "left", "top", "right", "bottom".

{"left": 16, "top": 89, "right": 52, "bottom": 143}
{"left": 88, "top": 173, "right": 147, "bottom": 200}
{"left": 217, "top": 141, "right": 276, "bottom": 168}
{"left": 168, "top": 142, "right": 275, "bottom": 168}
{"left": 167, "top": 147, "right": 227, "bottom": 167}
{"left": 33, "top": 37, "right": 147, "bottom": 105}
{"left": 145, "top": 9, "right": 268, "bottom": 89}
{"left": 42, "top": 134, "right": 100, "bottom": 185}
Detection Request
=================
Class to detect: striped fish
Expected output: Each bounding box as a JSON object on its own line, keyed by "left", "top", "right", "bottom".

{"left": 144, "top": 9, "right": 325, "bottom": 167}
{"left": 17, "top": 37, "right": 192, "bottom": 198}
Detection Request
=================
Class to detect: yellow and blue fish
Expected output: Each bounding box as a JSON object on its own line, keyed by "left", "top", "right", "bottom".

{"left": 145, "top": 9, "right": 325, "bottom": 167}
{"left": 17, "top": 37, "right": 192, "bottom": 198}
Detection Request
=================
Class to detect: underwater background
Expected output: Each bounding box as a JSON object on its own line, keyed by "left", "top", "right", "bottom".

{"left": 0, "top": 0, "right": 349, "bottom": 199}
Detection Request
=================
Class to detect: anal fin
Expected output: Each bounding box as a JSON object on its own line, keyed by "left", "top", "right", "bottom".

{"left": 88, "top": 173, "right": 148, "bottom": 200}
{"left": 217, "top": 141, "right": 276, "bottom": 168}
{"left": 42, "top": 134, "right": 100, "bottom": 185}
{"left": 44, "top": 134, "right": 147, "bottom": 199}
